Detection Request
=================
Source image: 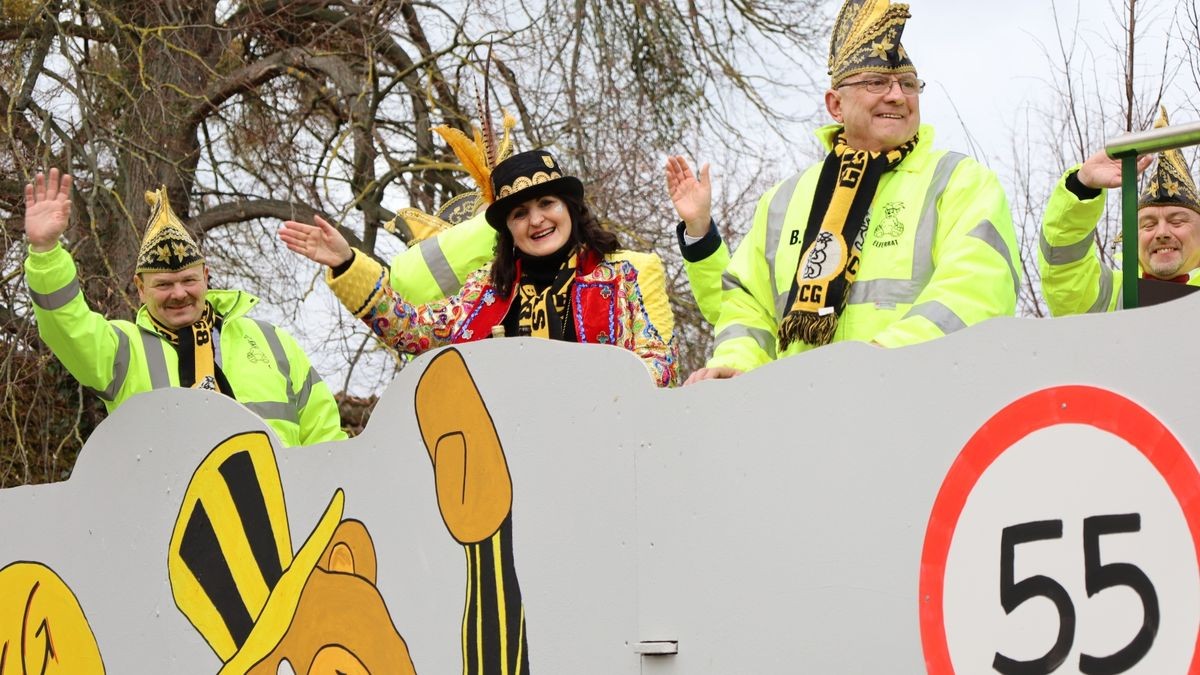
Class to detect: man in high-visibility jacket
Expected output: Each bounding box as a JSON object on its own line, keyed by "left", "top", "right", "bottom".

{"left": 23, "top": 169, "right": 345, "bottom": 447}
{"left": 668, "top": 0, "right": 1020, "bottom": 382}
{"left": 1039, "top": 108, "right": 1200, "bottom": 315}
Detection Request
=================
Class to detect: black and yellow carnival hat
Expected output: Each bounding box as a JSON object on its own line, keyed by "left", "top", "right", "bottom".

{"left": 828, "top": 0, "right": 916, "bottom": 87}
{"left": 136, "top": 188, "right": 205, "bottom": 274}
{"left": 484, "top": 149, "right": 584, "bottom": 230}
{"left": 168, "top": 431, "right": 343, "bottom": 674}
{"left": 1140, "top": 107, "right": 1200, "bottom": 215}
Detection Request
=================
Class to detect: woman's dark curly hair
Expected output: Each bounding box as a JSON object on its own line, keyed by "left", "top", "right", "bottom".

{"left": 489, "top": 192, "right": 622, "bottom": 296}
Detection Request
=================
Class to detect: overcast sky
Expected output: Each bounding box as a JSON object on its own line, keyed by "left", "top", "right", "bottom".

{"left": 896, "top": 0, "right": 1185, "bottom": 164}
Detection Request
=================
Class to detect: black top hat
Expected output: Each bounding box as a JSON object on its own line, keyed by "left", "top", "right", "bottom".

{"left": 485, "top": 150, "right": 585, "bottom": 230}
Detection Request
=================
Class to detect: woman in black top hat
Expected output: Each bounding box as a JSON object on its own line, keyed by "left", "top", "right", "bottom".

{"left": 280, "top": 149, "right": 679, "bottom": 387}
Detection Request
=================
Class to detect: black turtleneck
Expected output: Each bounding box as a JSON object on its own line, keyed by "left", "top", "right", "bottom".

{"left": 501, "top": 241, "right": 578, "bottom": 341}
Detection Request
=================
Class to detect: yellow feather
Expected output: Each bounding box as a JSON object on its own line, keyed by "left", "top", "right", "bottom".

{"left": 433, "top": 125, "right": 493, "bottom": 200}
{"left": 496, "top": 110, "right": 517, "bottom": 163}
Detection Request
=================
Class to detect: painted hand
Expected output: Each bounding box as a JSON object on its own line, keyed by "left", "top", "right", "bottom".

{"left": 414, "top": 349, "right": 513, "bottom": 544}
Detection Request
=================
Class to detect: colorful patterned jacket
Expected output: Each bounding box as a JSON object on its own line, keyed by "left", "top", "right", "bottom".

{"left": 327, "top": 247, "right": 679, "bottom": 387}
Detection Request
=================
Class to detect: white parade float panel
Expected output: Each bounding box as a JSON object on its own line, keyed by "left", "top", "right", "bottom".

{"left": 2, "top": 292, "right": 1199, "bottom": 673}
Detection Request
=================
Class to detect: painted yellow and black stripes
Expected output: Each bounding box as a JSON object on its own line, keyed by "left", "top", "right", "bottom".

{"left": 461, "top": 517, "right": 528, "bottom": 675}
{"left": 177, "top": 447, "right": 288, "bottom": 650}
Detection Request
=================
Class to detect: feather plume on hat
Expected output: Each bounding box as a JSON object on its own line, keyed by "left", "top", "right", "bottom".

{"left": 384, "top": 109, "right": 516, "bottom": 243}
{"left": 432, "top": 110, "right": 517, "bottom": 205}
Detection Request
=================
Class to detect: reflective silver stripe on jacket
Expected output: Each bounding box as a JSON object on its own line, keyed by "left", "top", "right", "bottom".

{"left": 1039, "top": 228, "right": 1095, "bottom": 265}
{"left": 243, "top": 401, "right": 298, "bottom": 424}
{"left": 845, "top": 152, "right": 967, "bottom": 310}
{"left": 722, "top": 271, "right": 749, "bottom": 293}
{"left": 139, "top": 328, "right": 171, "bottom": 390}
{"left": 712, "top": 324, "right": 777, "bottom": 359}
{"left": 1091, "top": 263, "right": 1117, "bottom": 313}
{"left": 28, "top": 277, "right": 81, "bottom": 311}
{"left": 251, "top": 319, "right": 301, "bottom": 424}
{"left": 762, "top": 173, "right": 804, "bottom": 320}
{"left": 968, "top": 219, "right": 1021, "bottom": 299}
{"left": 296, "top": 368, "right": 320, "bottom": 410}
{"left": 85, "top": 327, "right": 132, "bottom": 401}
{"left": 418, "top": 239, "right": 461, "bottom": 298}
{"left": 903, "top": 300, "right": 968, "bottom": 335}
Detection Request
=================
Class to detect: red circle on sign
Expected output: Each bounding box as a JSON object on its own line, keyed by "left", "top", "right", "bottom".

{"left": 918, "top": 385, "right": 1200, "bottom": 672}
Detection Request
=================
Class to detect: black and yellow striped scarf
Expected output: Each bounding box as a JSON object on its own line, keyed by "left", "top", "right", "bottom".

{"left": 779, "top": 133, "right": 917, "bottom": 349}
{"left": 148, "top": 301, "right": 230, "bottom": 394}
{"left": 516, "top": 252, "right": 577, "bottom": 340}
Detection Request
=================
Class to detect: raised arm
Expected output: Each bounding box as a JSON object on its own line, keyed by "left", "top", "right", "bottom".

{"left": 666, "top": 156, "right": 729, "bottom": 326}
{"left": 665, "top": 155, "right": 712, "bottom": 238}
{"left": 1037, "top": 151, "right": 1152, "bottom": 316}
{"left": 24, "top": 169, "right": 131, "bottom": 402}
{"left": 389, "top": 212, "right": 497, "bottom": 303}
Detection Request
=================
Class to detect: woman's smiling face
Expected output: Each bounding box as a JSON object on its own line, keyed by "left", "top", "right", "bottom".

{"left": 506, "top": 194, "right": 573, "bottom": 256}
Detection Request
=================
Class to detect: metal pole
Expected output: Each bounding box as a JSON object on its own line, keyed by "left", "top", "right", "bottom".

{"left": 1106, "top": 121, "right": 1200, "bottom": 158}
{"left": 1121, "top": 156, "right": 1139, "bottom": 310}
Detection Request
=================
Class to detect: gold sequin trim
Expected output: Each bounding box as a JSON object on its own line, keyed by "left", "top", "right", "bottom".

{"left": 496, "top": 171, "right": 563, "bottom": 199}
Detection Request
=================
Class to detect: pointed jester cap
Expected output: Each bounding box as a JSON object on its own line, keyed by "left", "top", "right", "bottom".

{"left": 828, "top": 0, "right": 916, "bottom": 87}
{"left": 136, "top": 187, "right": 205, "bottom": 274}
{"left": 1140, "top": 107, "right": 1200, "bottom": 215}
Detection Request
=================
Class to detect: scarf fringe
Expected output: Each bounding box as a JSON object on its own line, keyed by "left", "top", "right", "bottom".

{"left": 779, "top": 309, "right": 839, "bottom": 350}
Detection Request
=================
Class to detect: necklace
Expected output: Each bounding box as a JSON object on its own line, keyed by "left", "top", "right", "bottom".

{"left": 559, "top": 293, "right": 572, "bottom": 340}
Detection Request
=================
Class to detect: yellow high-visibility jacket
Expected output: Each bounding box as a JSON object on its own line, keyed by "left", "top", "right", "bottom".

{"left": 706, "top": 123, "right": 1020, "bottom": 372}
{"left": 1038, "top": 166, "right": 1200, "bottom": 316}
{"left": 25, "top": 244, "right": 345, "bottom": 446}
{"left": 389, "top": 213, "right": 496, "bottom": 303}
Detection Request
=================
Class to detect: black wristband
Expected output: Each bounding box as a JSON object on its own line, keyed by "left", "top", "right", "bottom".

{"left": 676, "top": 220, "right": 722, "bottom": 263}
{"left": 1065, "top": 169, "right": 1102, "bottom": 201}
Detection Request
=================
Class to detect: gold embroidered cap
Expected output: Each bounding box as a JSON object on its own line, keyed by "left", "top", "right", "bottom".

{"left": 828, "top": 0, "right": 915, "bottom": 87}
{"left": 484, "top": 149, "right": 584, "bottom": 230}
{"left": 1139, "top": 107, "right": 1200, "bottom": 215}
{"left": 136, "top": 187, "right": 204, "bottom": 274}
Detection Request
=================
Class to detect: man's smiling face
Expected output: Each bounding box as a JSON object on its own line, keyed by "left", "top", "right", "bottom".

{"left": 1138, "top": 205, "right": 1200, "bottom": 280}
{"left": 825, "top": 73, "right": 922, "bottom": 152}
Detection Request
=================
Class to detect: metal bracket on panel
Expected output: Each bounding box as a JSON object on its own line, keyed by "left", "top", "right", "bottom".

{"left": 632, "top": 640, "right": 679, "bottom": 655}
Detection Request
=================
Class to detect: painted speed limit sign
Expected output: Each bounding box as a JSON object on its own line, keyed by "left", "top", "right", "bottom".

{"left": 920, "top": 386, "right": 1200, "bottom": 674}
